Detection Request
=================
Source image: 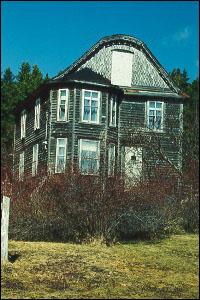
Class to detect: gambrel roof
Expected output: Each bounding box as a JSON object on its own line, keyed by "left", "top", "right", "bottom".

{"left": 52, "top": 34, "right": 181, "bottom": 95}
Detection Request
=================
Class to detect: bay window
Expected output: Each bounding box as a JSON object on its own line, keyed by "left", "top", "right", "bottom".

{"left": 79, "top": 139, "right": 100, "bottom": 174}
{"left": 57, "top": 89, "right": 69, "bottom": 121}
{"left": 55, "top": 138, "right": 67, "bottom": 173}
{"left": 34, "top": 98, "right": 40, "bottom": 130}
{"left": 82, "top": 90, "right": 100, "bottom": 123}
{"left": 32, "top": 144, "right": 39, "bottom": 176}
{"left": 108, "top": 144, "right": 115, "bottom": 176}
{"left": 21, "top": 110, "right": 27, "bottom": 139}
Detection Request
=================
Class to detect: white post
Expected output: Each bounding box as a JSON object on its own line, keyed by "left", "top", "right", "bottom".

{"left": 1, "top": 196, "right": 10, "bottom": 261}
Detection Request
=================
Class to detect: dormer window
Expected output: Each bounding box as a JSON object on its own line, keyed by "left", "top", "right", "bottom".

{"left": 34, "top": 98, "right": 40, "bottom": 130}
{"left": 21, "top": 109, "right": 27, "bottom": 139}
{"left": 57, "top": 89, "right": 69, "bottom": 121}
{"left": 111, "top": 50, "right": 133, "bottom": 87}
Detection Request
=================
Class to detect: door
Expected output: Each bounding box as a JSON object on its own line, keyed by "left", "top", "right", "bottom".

{"left": 124, "top": 147, "right": 143, "bottom": 186}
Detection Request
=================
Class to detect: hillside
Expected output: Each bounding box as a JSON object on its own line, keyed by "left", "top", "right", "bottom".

{"left": 1, "top": 235, "right": 199, "bottom": 299}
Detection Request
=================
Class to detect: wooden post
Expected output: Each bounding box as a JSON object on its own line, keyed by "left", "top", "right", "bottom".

{"left": 1, "top": 196, "right": 10, "bottom": 261}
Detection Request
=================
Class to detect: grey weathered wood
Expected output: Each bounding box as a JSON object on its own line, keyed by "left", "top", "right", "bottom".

{"left": 1, "top": 196, "right": 10, "bottom": 261}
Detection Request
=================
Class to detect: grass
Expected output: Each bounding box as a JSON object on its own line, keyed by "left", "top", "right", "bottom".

{"left": 1, "top": 234, "right": 199, "bottom": 299}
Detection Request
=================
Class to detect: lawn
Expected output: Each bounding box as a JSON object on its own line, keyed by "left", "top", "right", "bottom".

{"left": 1, "top": 235, "right": 199, "bottom": 299}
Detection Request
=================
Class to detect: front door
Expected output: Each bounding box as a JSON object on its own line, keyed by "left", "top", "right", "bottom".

{"left": 124, "top": 147, "right": 143, "bottom": 186}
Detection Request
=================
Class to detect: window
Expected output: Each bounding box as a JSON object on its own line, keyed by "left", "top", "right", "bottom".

{"left": 55, "top": 138, "right": 67, "bottom": 173}
{"left": 108, "top": 144, "right": 115, "bottom": 176}
{"left": 147, "top": 101, "right": 163, "bottom": 131}
{"left": 34, "top": 98, "right": 40, "bottom": 130}
{"left": 57, "top": 89, "right": 69, "bottom": 121}
{"left": 32, "top": 144, "right": 39, "bottom": 176}
{"left": 21, "top": 110, "right": 27, "bottom": 139}
{"left": 110, "top": 96, "right": 117, "bottom": 126}
{"left": 19, "top": 152, "right": 24, "bottom": 180}
{"left": 111, "top": 50, "right": 133, "bottom": 86}
{"left": 82, "top": 90, "right": 100, "bottom": 123}
{"left": 79, "top": 139, "right": 100, "bottom": 175}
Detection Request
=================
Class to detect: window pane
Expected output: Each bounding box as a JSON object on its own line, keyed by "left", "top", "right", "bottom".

{"left": 84, "top": 91, "right": 91, "bottom": 98}
{"left": 91, "top": 100, "right": 98, "bottom": 107}
{"left": 156, "top": 102, "right": 162, "bottom": 109}
{"left": 84, "top": 99, "right": 90, "bottom": 106}
{"left": 83, "top": 107, "right": 90, "bottom": 120}
{"left": 58, "top": 139, "right": 65, "bottom": 146}
{"left": 91, "top": 108, "right": 97, "bottom": 122}
{"left": 92, "top": 92, "right": 98, "bottom": 99}
{"left": 156, "top": 111, "right": 161, "bottom": 117}
{"left": 149, "top": 110, "right": 155, "bottom": 116}
{"left": 149, "top": 116, "right": 154, "bottom": 129}
{"left": 58, "top": 147, "right": 65, "bottom": 156}
{"left": 60, "top": 90, "right": 66, "bottom": 97}
{"left": 149, "top": 102, "right": 155, "bottom": 108}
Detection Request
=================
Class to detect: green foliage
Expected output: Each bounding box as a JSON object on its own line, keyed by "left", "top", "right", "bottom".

{"left": 1, "top": 63, "right": 49, "bottom": 155}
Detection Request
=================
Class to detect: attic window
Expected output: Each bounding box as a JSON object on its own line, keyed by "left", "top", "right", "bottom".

{"left": 111, "top": 50, "right": 133, "bottom": 87}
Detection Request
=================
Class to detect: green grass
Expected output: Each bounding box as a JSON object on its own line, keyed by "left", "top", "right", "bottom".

{"left": 1, "top": 235, "right": 199, "bottom": 299}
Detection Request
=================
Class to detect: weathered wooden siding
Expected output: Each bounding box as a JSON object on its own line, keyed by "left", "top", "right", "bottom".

{"left": 13, "top": 91, "right": 50, "bottom": 179}
{"left": 119, "top": 97, "right": 183, "bottom": 172}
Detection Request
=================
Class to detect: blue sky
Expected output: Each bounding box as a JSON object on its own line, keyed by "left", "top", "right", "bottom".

{"left": 1, "top": 1, "right": 199, "bottom": 81}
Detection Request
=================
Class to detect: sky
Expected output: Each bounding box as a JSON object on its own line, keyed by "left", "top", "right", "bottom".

{"left": 1, "top": 1, "right": 199, "bottom": 82}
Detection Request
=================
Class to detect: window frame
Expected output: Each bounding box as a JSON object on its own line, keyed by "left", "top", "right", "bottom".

{"left": 57, "top": 89, "right": 69, "bottom": 122}
{"left": 55, "top": 138, "right": 67, "bottom": 173}
{"left": 34, "top": 98, "right": 41, "bottom": 130}
{"left": 109, "top": 96, "right": 117, "bottom": 127}
{"left": 19, "top": 151, "right": 25, "bottom": 180}
{"left": 20, "top": 109, "right": 27, "bottom": 139}
{"left": 79, "top": 139, "right": 100, "bottom": 175}
{"left": 146, "top": 101, "right": 164, "bottom": 132}
{"left": 81, "top": 89, "right": 101, "bottom": 124}
{"left": 32, "top": 143, "right": 39, "bottom": 176}
{"left": 108, "top": 143, "right": 116, "bottom": 177}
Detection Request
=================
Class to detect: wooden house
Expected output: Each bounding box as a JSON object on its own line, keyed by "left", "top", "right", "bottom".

{"left": 13, "top": 34, "right": 186, "bottom": 183}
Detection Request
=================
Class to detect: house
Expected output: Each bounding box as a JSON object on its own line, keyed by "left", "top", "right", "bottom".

{"left": 13, "top": 34, "right": 186, "bottom": 184}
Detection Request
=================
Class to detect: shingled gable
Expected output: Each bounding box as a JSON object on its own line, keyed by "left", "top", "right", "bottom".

{"left": 52, "top": 34, "right": 181, "bottom": 95}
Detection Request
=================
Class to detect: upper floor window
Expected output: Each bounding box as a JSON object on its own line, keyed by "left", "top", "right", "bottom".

{"left": 108, "top": 143, "right": 115, "bottom": 177}
{"left": 19, "top": 152, "right": 24, "bottom": 180}
{"left": 57, "top": 89, "right": 69, "bottom": 121}
{"left": 79, "top": 139, "right": 100, "bottom": 175}
{"left": 111, "top": 50, "right": 133, "bottom": 87}
{"left": 55, "top": 138, "right": 67, "bottom": 173}
{"left": 34, "top": 98, "right": 40, "bottom": 130}
{"left": 21, "top": 110, "right": 27, "bottom": 139}
{"left": 147, "top": 101, "right": 164, "bottom": 131}
{"left": 32, "top": 144, "right": 39, "bottom": 176}
{"left": 82, "top": 90, "right": 100, "bottom": 124}
{"left": 110, "top": 96, "right": 117, "bottom": 127}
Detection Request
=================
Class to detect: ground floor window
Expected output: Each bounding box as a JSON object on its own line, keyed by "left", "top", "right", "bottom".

{"left": 79, "top": 139, "right": 100, "bottom": 175}
{"left": 19, "top": 152, "right": 24, "bottom": 180}
{"left": 32, "top": 144, "right": 39, "bottom": 176}
{"left": 55, "top": 138, "right": 67, "bottom": 173}
{"left": 108, "top": 143, "right": 116, "bottom": 176}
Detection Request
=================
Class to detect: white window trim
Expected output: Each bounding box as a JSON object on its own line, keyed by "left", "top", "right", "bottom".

{"left": 79, "top": 139, "right": 100, "bottom": 175}
{"left": 108, "top": 143, "right": 116, "bottom": 177}
{"left": 81, "top": 89, "right": 101, "bottom": 124}
{"left": 57, "top": 89, "right": 69, "bottom": 122}
{"left": 34, "top": 98, "right": 41, "bottom": 130}
{"left": 109, "top": 96, "right": 117, "bottom": 127}
{"left": 19, "top": 152, "right": 25, "bottom": 180}
{"left": 21, "top": 110, "right": 27, "bottom": 139}
{"left": 55, "top": 138, "right": 67, "bottom": 173}
{"left": 32, "top": 144, "right": 39, "bottom": 176}
{"left": 146, "top": 101, "right": 164, "bottom": 132}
